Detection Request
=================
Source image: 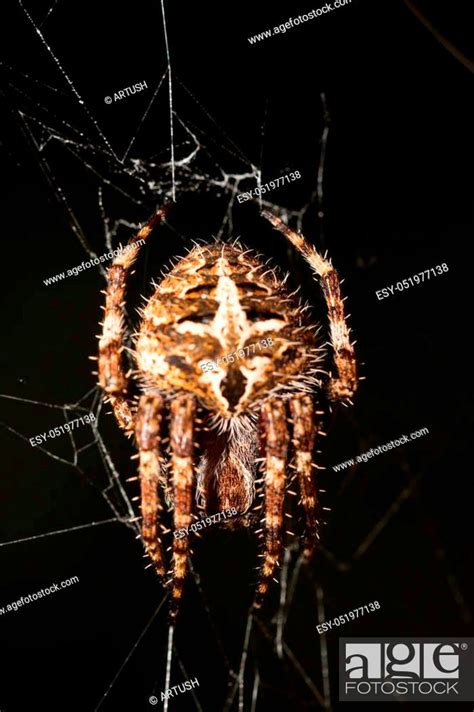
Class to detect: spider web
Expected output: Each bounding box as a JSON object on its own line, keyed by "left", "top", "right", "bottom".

{"left": 0, "top": 2, "right": 470, "bottom": 711}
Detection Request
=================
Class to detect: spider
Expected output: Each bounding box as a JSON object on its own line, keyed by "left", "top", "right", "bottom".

{"left": 98, "top": 206, "right": 357, "bottom": 619}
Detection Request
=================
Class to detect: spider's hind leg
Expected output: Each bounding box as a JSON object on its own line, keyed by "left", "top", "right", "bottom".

{"left": 98, "top": 208, "right": 166, "bottom": 434}
{"left": 261, "top": 210, "right": 357, "bottom": 403}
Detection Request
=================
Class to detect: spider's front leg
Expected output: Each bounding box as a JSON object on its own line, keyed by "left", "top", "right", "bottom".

{"left": 170, "top": 394, "right": 196, "bottom": 621}
{"left": 254, "top": 399, "right": 290, "bottom": 609}
{"left": 136, "top": 394, "right": 167, "bottom": 578}
{"left": 290, "top": 395, "right": 321, "bottom": 558}
{"left": 261, "top": 210, "right": 357, "bottom": 404}
{"left": 98, "top": 208, "right": 166, "bottom": 434}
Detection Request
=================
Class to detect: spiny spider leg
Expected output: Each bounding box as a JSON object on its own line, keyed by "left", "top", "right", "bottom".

{"left": 169, "top": 394, "right": 196, "bottom": 620}
{"left": 98, "top": 208, "right": 166, "bottom": 434}
{"left": 254, "top": 399, "right": 290, "bottom": 609}
{"left": 290, "top": 395, "right": 320, "bottom": 558}
{"left": 136, "top": 393, "right": 167, "bottom": 577}
{"left": 261, "top": 210, "right": 357, "bottom": 403}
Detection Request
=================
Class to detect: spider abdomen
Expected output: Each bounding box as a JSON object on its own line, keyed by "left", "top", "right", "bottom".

{"left": 134, "top": 243, "right": 323, "bottom": 419}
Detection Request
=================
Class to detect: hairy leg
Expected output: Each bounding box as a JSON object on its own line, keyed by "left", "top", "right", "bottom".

{"left": 290, "top": 395, "right": 321, "bottom": 557}
{"left": 98, "top": 208, "right": 166, "bottom": 433}
{"left": 254, "top": 398, "right": 290, "bottom": 609}
{"left": 136, "top": 394, "right": 166, "bottom": 577}
{"left": 261, "top": 210, "right": 357, "bottom": 403}
{"left": 169, "top": 394, "right": 196, "bottom": 620}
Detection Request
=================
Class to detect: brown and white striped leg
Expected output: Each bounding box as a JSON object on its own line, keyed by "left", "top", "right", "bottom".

{"left": 255, "top": 399, "right": 290, "bottom": 609}
{"left": 261, "top": 210, "right": 357, "bottom": 403}
{"left": 98, "top": 208, "right": 166, "bottom": 434}
{"left": 170, "top": 394, "right": 196, "bottom": 620}
{"left": 290, "top": 395, "right": 321, "bottom": 558}
{"left": 136, "top": 394, "right": 166, "bottom": 578}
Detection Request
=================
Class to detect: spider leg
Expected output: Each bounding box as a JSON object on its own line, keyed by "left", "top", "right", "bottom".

{"left": 98, "top": 208, "right": 166, "bottom": 434}
{"left": 254, "top": 399, "right": 290, "bottom": 609}
{"left": 169, "top": 394, "right": 196, "bottom": 620}
{"left": 136, "top": 394, "right": 167, "bottom": 577}
{"left": 290, "top": 395, "right": 321, "bottom": 557}
{"left": 261, "top": 210, "right": 357, "bottom": 403}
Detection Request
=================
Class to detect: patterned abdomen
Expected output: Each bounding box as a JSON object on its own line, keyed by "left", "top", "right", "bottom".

{"left": 135, "top": 243, "right": 323, "bottom": 419}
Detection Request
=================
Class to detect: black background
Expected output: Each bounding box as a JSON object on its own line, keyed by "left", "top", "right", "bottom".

{"left": 0, "top": 1, "right": 473, "bottom": 710}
